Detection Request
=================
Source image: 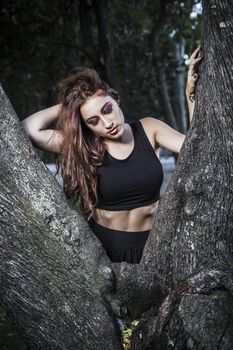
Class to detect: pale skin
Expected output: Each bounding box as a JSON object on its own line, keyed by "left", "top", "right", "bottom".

{"left": 22, "top": 47, "right": 203, "bottom": 232}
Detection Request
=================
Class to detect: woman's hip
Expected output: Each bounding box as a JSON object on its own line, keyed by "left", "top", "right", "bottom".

{"left": 88, "top": 217, "right": 150, "bottom": 263}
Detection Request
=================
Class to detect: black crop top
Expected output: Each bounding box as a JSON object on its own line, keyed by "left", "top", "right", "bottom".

{"left": 96, "top": 119, "right": 164, "bottom": 211}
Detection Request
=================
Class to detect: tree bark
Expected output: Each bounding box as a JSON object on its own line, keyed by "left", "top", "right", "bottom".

{"left": 0, "top": 87, "right": 123, "bottom": 349}
{"left": 0, "top": 0, "right": 233, "bottom": 349}
{"left": 79, "top": 0, "right": 117, "bottom": 87}
{"left": 93, "top": 0, "right": 117, "bottom": 86}
{"left": 157, "top": 67, "right": 178, "bottom": 130}
{"left": 128, "top": 0, "right": 233, "bottom": 347}
{"left": 79, "top": 0, "right": 100, "bottom": 65}
{"left": 173, "top": 38, "right": 187, "bottom": 134}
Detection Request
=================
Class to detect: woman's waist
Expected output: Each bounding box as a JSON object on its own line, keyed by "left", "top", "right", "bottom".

{"left": 93, "top": 201, "right": 159, "bottom": 232}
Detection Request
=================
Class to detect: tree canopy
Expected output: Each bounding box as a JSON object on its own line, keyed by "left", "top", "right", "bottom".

{"left": 1, "top": 0, "right": 201, "bottom": 125}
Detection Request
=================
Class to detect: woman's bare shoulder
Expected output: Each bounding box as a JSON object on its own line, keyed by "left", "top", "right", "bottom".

{"left": 138, "top": 116, "right": 186, "bottom": 154}
{"left": 138, "top": 116, "right": 159, "bottom": 127}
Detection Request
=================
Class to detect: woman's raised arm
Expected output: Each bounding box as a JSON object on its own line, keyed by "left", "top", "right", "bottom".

{"left": 21, "top": 104, "right": 64, "bottom": 154}
{"left": 186, "top": 46, "right": 204, "bottom": 122}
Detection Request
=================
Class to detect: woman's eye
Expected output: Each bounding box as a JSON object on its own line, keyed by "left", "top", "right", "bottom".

{"left": 88, "top": 118, "right": 99, "bottom": 126}
{"left": 103, "top": 105, "right": 113, "bottom": 114}
{"left": 91, "top": 120, "right": 99, "bottom": 126}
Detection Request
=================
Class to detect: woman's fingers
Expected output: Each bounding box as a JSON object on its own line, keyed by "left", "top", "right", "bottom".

{"left": 190, "top": 56, "right": 204, "bottom": 66}
{"left": 188, "top": 46, "right": 204, "bottom": 73}
{"left": 190, "top": 46, "right": 201, "bottom": 59}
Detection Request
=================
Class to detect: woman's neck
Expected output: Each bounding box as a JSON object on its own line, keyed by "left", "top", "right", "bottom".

{"left": 104, "top": 123, "right": 132, "bottom": 147}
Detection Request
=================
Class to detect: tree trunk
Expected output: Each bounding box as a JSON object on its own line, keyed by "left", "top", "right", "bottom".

{"left": 157, "top": 67, "right": 178, "bottom": 130}
{"left": 93, "top": 0, "right": 117, "bottom": 86}
{"left": 149, "top": 0, "right": 178, "bottom": 131}
{"left": 128, "top": 0, "right": 233, "bottom": 347}
{"left": 79, "top": 0, "right": 100, "bottom": 65}
{"left": 0, "top": 0, "right": 232, "bottom": 349}
{"left": 0, "top": 87, "right": 123, "bottom": 349}
{"left": 173, "top": 38, "right": 187, "bottom": 134}
{"left": 79, "top": 0, "right": 117, "bottom": 87}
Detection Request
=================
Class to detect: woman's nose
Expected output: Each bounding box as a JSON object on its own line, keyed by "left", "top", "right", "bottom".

{"left": 101, "top": 116, "right": 113, "bottom": 128}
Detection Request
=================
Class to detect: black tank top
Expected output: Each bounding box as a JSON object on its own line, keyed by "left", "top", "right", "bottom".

{"left": 96, "top": 119, "right": 164, "bottom": 211}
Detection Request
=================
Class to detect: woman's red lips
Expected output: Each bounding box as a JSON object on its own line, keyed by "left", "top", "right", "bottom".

{"left": 108, "top": 126, "right": 118, "bottom": 135}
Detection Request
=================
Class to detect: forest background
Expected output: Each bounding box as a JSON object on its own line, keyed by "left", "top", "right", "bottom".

{"left": 0, "top": 0, "right": 201, "bottom": 348}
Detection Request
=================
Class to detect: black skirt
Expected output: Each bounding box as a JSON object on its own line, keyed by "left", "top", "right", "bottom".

{"left": 88, "top": 217, "right": 150, "bottom": 264}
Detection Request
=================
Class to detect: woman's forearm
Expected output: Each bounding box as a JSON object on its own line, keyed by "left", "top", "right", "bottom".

{"left": 186, "top": 91, "right": 195, "bottom": 123}
{"left": 185, "top": 46, "right": 203, "bottom": 124}
{"left": 21, "top": 104, "right": 61, "bottom": 136}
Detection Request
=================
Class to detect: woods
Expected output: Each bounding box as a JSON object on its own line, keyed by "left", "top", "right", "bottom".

{"left": 1, "top": 1, "right": 200, "bottom": 129}
{"left": 0, "top": 0, "right": 232, "bottom": 349}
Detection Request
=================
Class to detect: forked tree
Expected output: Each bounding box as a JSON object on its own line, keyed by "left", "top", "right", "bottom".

{"left": 0, "top": 0, "right": 232, "bottom": 349}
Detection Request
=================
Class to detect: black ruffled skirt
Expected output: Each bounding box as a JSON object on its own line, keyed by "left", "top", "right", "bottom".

{"left": 88, "top": 217, "right": 150, "bottom": 264}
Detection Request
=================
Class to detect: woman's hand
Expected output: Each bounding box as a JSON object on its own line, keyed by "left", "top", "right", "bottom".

{"left": 186, "top": 46, "right": 204, "bottom": 97}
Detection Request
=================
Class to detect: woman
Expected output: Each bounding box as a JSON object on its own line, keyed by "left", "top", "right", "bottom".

{"left": 22, "top": 47, "right": 203, "bottom": 264}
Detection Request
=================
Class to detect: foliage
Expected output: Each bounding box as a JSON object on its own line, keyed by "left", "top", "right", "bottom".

{"left": 0, "top": 307, "right": 27, "bottom": 350}
{"left": 121, "top": 319, "right": 140, "bottom": 350}
{"left": 0, "top": 0, "right": 201, "bottom": 119}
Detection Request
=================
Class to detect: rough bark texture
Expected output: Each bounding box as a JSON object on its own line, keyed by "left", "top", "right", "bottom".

{"left": 79, "top": 0, "right": 116, "bottom": 87}
{"left": 93, "top": 0, "right": 117, "bottom": 86}
{"left": 0, "top": 0, "right": 232, "bottom": 349}
{"left": 128, "top": 0, "right": 233, "bottom": 348}
{"left": 0, "top": 88, "right": 123, "bottom": 349}
{"left": 157, "top": 68, "right": 178, "bottom": 130}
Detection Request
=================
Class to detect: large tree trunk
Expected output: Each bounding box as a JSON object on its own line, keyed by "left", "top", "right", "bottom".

{"left": 0, "top": 87, "right": 123, "bottom": 349}
{"left": 157, "top": 67, "right": 178, "bottom": 130}
{"left": 79, "top": 0, "right": 116, "bottom": 87}
{"left": 93, "top": 0, "right": 117, "bottom": 86}
{"left": 128, "top": 0, "right": 233, "bottom": 348}
{"left": 0, "top": 0, "right": 232, "bottom": 349}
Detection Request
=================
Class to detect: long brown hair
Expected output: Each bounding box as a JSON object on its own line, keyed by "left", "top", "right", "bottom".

{"left": 56, "top": 69, "right": 120, "bottom": 220}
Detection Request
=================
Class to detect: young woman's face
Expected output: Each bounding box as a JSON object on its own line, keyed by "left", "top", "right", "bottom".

{"left": 80, "top": 89, "right": 125, "bottom": 140}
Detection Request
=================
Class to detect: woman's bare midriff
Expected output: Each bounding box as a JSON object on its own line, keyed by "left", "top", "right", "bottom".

{"left": 93, "top": 201, "right": 159, "bottom": 232}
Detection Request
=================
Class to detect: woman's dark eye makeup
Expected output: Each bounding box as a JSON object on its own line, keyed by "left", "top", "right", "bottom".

{"left": 87, "top": 102, "right": 113, "bottom": 125}
{"left": 89, "top": 118, "right": 99, "bottom": 126}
